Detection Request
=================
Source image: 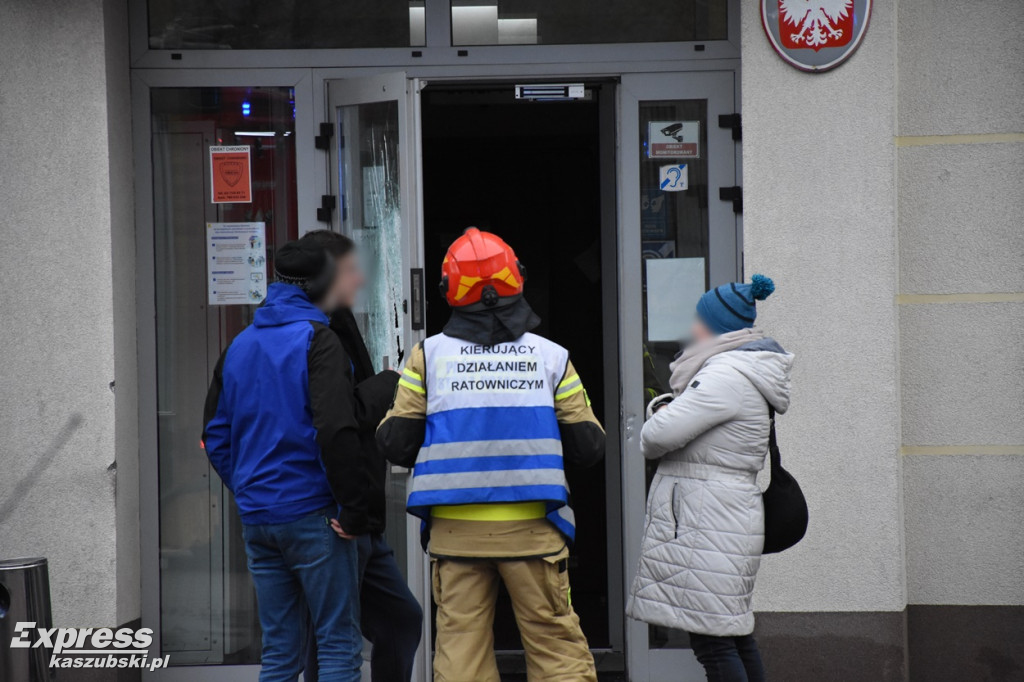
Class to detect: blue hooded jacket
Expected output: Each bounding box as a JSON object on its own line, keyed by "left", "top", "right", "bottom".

{"left": 203, "top": 283, "right": 358, "bottom": 526}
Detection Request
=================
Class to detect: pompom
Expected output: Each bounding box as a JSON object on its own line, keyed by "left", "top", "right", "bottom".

{"left": 750, "top": 274, "right": 775, "bottom": 301}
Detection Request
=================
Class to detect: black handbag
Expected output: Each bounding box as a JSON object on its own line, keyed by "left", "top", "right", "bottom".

{"left": 762, "top": 405, "right": 809, "bottom": 554}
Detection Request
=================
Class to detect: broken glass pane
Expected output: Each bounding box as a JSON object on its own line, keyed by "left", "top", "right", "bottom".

{"left": 337, "top": 101, "right": 405, "bottom": 371}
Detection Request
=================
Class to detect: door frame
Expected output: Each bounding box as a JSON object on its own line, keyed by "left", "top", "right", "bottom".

{"left": 617, "top": 70, "right": 741, "bottom": 681}
{"left": 412, "top": 77, "right": 627, "bottom": 667}
{"left": 320, "top": 70, "right": 740, "bottom": 682}
{"left": 132, "top": 62, "right": 740, "bottom": 682}
{"left": 132, "top": 67, "right": 317, "bottom": 681}
{"left": 324, "top": 71, "right": 431, "bottom": 682}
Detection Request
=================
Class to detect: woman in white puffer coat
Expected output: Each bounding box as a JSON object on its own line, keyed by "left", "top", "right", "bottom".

{"left": 626, "top": 274, "right": 793, "bottom": 682}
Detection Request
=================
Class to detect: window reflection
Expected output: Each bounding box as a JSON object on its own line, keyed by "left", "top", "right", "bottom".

{"left": 452, "top": 0, "right": 727, "bottom": 46}
{"left": 148, "top": 0, "right": 426, "bottom": 49}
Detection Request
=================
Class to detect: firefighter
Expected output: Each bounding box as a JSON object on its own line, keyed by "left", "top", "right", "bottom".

{"left": 376, "top": 228, "right": 605, "bottom": 682}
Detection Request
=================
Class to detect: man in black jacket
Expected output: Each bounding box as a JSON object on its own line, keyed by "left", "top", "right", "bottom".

{"left": 301, "top": 230, "right": 423, "bottom": 682}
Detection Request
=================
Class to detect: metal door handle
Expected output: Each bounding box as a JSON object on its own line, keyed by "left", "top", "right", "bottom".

{"left": 410, "top": 268, "right": 425, "bottom": 330}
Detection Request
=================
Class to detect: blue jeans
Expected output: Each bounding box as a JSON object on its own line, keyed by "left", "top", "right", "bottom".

{"left": 689, "top": 632, "right": 765, "bottom": 682}
{"left": 305, "top": 533, "right": 424, "bottom": 682}
{"left": 242, "top": 508, "right": 362, "bottom": 682}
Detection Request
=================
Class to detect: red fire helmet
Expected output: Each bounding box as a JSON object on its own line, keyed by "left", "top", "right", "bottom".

{"left": 440, "top": 228, "right": 525, "bottom": 308}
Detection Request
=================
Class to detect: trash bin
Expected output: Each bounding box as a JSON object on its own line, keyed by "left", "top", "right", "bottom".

{"left": 0, "top": 557, "right": 55, "bottom": 681}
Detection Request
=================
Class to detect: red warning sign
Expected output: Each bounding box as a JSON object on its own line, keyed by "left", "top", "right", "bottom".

{"left": 210, "top": 145, "right": 252, "bottom": 204}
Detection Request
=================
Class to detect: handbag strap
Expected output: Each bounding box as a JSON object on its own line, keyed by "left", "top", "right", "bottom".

{"left": 767, "top": 403, "right": 781, "bottom": 471}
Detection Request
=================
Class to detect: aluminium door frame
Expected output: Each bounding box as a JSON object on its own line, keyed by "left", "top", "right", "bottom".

{"left": 314, "top": 68, "right": 742, "bottom": 682}
{"left": 617, "top": 70, "right": 741, "bottom": 681}
{"left": 324, "top": 71, "right": 431, "bottom": 682}
{"left": 133, "top": 67, "right": 317, "bottom": 681}
{"left": 133, "top": 60, "right": 741, "bottom": 682}
{"left": 376, "top": 74, "right": 630, "bottom": 666}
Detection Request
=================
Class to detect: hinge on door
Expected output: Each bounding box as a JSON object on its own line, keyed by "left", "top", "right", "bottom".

{"left": 314, "top": 122, "right": 334, "bottom": 151}
{"left": 719, "top": 186, "right": 743, "bottom": 214}
{"left": 718, "top": 114, "right": 742, "bottom": 142}
{"left": 317, "top": 195, "right": 336, "bottom": 223}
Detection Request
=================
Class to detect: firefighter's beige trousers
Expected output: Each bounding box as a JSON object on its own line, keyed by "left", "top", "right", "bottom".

{"left": 431, "top": 547, "right": 598, "bottom": 682}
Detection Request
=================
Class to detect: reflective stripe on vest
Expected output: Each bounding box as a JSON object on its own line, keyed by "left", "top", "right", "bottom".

{"left": 399, "top": 366, "right": 425, "bottom": 394}
{"left": 407, "top": 332, "right": 576, "bottom": 541}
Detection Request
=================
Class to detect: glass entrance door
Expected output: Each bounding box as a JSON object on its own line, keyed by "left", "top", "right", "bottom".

{"left": 325, "top": 72, "right": 428, "bottom": 678}
{"left": 139, "top": 69, "right": 736, "bottom": 682}
{"left": 148, "top": 85, "right": 300, "bottom": 677}
{"left": 143, "top": 76, "right": 422, "bottom": 680}
{"left": 617, "top": 71, "right": 741, "bottom": 681}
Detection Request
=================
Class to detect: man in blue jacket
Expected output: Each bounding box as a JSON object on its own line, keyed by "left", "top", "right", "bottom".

{"left": 202, "top": 239, "right": 364, "bottom": 682}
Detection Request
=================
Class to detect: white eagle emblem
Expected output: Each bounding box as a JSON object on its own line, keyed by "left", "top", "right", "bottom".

{"left": 779, "top": 0, "right": 854, "bottom": 48}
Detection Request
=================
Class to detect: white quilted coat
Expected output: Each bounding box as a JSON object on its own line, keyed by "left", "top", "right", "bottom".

{"left": 626, "top": 339, "right": 793, "bottom": 636}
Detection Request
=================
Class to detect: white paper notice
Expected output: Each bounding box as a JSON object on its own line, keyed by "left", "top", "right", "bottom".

{"left": 207, "top": 222, "right": 267, "bottom": 305}
{"left": 646, "top": 258, "right": 705, "bottom": 342}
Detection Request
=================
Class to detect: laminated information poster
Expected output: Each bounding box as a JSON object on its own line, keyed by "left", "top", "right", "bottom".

{"left": 645, "top": 257, "right": 705, "bottom": 342}
{"left": 207, "top": 222, "right": 267, "bottom": 305}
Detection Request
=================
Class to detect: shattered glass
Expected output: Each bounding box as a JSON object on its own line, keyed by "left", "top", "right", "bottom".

{"left": 338, "top": 101, "right": 405, "bottom": 371}
{"left": 335, "top": 96, "right": 410, "bottom": 577}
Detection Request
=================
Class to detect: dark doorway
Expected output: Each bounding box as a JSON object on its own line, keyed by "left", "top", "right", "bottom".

{"left": 421, "top": 82, "right": 613, "bottom": 654}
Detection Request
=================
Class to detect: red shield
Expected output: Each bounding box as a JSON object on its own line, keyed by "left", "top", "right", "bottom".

{"left": 778, "top": 0, "right": 854, "bottom": 51}
{"left": 218, "top": 161, "right": 243, "bottom": 187}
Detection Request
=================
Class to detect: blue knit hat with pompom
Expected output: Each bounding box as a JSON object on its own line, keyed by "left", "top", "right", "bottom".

{"left": 696, "top": 274, "right": 775, "bottom": 334}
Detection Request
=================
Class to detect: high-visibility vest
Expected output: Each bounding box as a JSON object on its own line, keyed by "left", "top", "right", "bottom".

{"left": 406, "top": 332, "right": 576, "bottom": 540}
